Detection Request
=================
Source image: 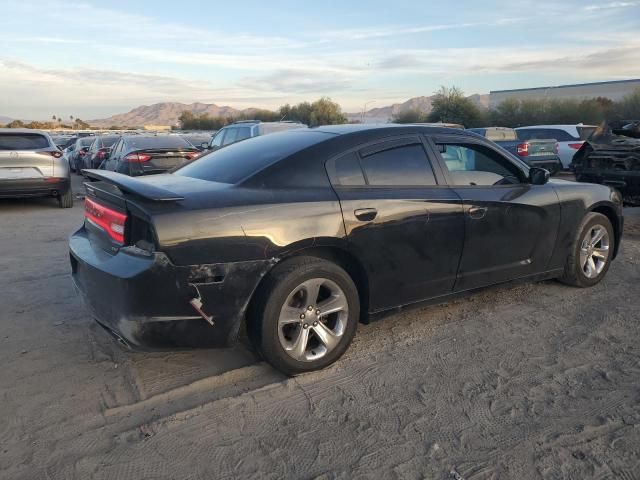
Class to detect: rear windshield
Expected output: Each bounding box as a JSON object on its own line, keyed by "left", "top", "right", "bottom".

{"left": 101, "top": 136, "right": 120, "bottom": 147}
{"left": 175, "top": 130, "right": 332, "bottom": 184}
{"left": 0, "top": 133, "right": 49, "bottom": 150}
{"left": 485, "top": 129, "right": 517, "bottom": 141}
{"left": 126, "top": 136, "right": 191, "bottom": 150}
{"left": 78, "top": 137, "right": 95, "bottom": 147}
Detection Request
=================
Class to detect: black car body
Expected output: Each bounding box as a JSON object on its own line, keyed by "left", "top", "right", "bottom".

{"left": 572, "top": 121, "right": 640, "bottom": 204}
{"left": 82, "top": 135, "right": 120, "bottom": 170}
{"left": 468, "top": 127, "right": 562, "bottom": 173}
{"left": 101, "top": 135, "right": 199, "bottom": 176}
{"left": 70, "top": 125, "right": 623, "bottom": 371}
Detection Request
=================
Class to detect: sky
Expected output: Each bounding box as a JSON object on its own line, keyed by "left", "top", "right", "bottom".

{"left": 1, "top": 0, "right": 639, "bottom": 120}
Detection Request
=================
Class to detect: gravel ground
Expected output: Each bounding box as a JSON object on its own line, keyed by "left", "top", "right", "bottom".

{"left": 1, "top": 174, "right": 639, "bottom": 480}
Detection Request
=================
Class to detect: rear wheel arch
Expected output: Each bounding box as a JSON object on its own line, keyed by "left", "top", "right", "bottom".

{"left": 589, "top": 204, "right": 620, "bottom": 258}
{"left": 246, "top": 245, "right": 370, "bottom": 327}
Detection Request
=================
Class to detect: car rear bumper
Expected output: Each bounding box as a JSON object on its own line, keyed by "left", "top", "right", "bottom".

{"left": 69, "top": 226, "right": 273, "bottom": 349}
{"left": 0, "top": 177, "right": 70, "bottom": 198}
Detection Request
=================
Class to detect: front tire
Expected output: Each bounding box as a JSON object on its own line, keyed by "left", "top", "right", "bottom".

{"left": 560, "top": 212, "right": 614, "bottom": 287}
{"left": 248, "top": 256, "right": 360, "bottom": 375}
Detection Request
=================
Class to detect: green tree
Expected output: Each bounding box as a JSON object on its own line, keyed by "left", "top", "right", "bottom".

{"left": 427, "top": 86, "right": 484, "bottom": 127}
{"left": 279, "top": 97, "right": 346, "bottom": 126}
{"left": 392, "top": 108, "right": 428, "bottom": 124}
{"left": 616, "top": 88, "right": 640, "bottom": 119}
{"left": 6, "top": 119, "right": 25, "bottom": 128}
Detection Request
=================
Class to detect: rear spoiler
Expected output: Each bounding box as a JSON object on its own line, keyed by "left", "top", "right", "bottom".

{"left": 82, "top": 169, "right": 184, "bottom": 202}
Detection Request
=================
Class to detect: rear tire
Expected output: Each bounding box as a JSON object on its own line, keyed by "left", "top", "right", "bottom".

{"left": 559, "top": 212, "right": 614, "bottom": 288}
{"left": 248, "top": 256, "right": 360, "bottom": 376}
{"left": 58, "top": 188, "right": 73, "bottom": 208}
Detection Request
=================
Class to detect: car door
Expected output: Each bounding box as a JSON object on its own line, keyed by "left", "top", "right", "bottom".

{"left": 429, "top": 134, "right": 561, "bottom": 292}
{"left": 326, "top": 136, "right": 465, "bottom": 311}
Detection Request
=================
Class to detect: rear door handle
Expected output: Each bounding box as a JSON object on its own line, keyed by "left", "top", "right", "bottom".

{"left": 468, "top": 206, "right": 487, "bottom": 220}
{"left": 354, "top": 208, "right": 378, "bottom": 221}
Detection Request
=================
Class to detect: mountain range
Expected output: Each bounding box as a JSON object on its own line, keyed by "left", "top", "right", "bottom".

{"left": 1, "top": 94, "right": 490, "bottom": 128}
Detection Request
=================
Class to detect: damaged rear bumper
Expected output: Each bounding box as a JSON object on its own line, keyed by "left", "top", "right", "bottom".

{"left": 69, "top": 226, "right": 273, "bottom": 349}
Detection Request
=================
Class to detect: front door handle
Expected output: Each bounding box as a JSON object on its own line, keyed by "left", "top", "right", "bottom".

{"left": 468, "top": 206, "right": 487, "bottom": 220}
{"left": 354, "top": 208, "right": 378, "bottom": 221}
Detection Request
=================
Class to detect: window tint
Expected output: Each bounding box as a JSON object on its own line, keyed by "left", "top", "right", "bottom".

{"left": 101, "top": 136, "right": 120, "bottom": 147}
{"left": 236, "top": 127, "right": 252, "bottom": 142}
{"left": 175, "top": 130, "right": 333, "bottom": 184}
{"left": 330, "top": 152, "right": 365, "bottom": 186}
{"left": 222, "top": 128, "right": 239, "bottom": 146}
{"left": 211, "top": 130, "right": 225, "bottom": 148}
{"left": 126, "top": 136, "right": 190, "bottom": 149}
{"left": 360, "top": 143, "right": 436, "bottom": 186}
{"left": 0, "top": 134, "right": 49, "bottom": 150}
{"left": 517, "top": 128, "right": 575, "bottom": 142}
{"left": 438, "top": 143, "right": 523, "bottom": 186}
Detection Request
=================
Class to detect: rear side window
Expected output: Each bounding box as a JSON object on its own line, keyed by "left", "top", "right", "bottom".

{"left": 0, "top": 134, "right": 49, "bottom": 150}
{"left": 236, "top": 127, "right": 252, "bottom": 142}
{"left": 518, "top": 128, "right": 575, "bottom": 142}
{"left": 360, "top": 143, "right": 436, "bottom": 186}
{"left": 330, "top": 152, "right": 366, "bottom": 186}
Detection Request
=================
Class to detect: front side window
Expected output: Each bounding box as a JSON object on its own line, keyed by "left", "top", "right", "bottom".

{"left": 438, "top": 143, "right": 523, "bottom": 186}
{"left": 359, "top": 143, "right": 436, "bottom": 186}
{"left": 211, "top": 130, "right": 225, "bottom": 148}
{"left": 222, "top": 128, "right": 239, "bottom": 146}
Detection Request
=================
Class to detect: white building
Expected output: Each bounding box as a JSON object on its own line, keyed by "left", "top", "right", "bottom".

{"left": 490, "top": 79, "right": 640, "bottom": 107}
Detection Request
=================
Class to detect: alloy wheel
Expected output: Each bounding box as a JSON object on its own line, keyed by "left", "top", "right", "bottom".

{"left": 579, "top": 225, "right": 610, "bottom": 279}
{"left": 277, "top": 278, "right": 349, "bottom": 362}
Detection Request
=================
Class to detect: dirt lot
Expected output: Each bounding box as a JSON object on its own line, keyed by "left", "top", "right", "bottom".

{"left": 1, "top": 174, "right": 640, "bottom": 480}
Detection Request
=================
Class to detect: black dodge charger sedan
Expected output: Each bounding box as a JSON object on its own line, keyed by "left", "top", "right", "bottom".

{"left": 71, "top": 125, "right": 623, "bottom": 375}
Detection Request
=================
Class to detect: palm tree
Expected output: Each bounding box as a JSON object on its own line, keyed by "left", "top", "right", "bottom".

{"left": 52, "top": 115, "right": 56, "bottom": 121}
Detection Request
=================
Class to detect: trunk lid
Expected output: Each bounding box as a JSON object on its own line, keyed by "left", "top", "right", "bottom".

{"left": 130, "top": 148, "right": 198, "bottom": 175}
{"left": 524, "top": 139, "right": 557, "bottom": 157}
{"left": 0, "top": 150, "right": 54, "bottom": 179}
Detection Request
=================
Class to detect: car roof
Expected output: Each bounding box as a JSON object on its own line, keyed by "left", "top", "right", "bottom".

{"left": 311, "top": 123, "right": 472, "bottom": 136}
{"left": 515, "top": 125, "right": 597, "bottom": 129}
{"left": 0, "top": 128, "right": 49, "bottom": 135}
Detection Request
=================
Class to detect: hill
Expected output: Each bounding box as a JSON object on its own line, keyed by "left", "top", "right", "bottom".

{"left": 89, "top": 102, "right": 252, "bottom": 128}
{"left": 346, "top": 94, "right": 489, "bottom": 123}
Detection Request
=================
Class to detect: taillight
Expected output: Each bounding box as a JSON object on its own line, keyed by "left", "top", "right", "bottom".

{"left": 555, "top": 142, "right": 559, "bottom": 154}
{"left": 185, "top": 152, "right": 199, "bottom": 160}
{"left": 96, "top": 148, "right": 109, "bottom": 160}
{"left": 84, "top": 197, "right": 127, "bottom": 244}
{"left": 568, "top": 142, "right": 583, "bottom": 150}
{"left": 79, "top": 150, "right": 87, "bottom": 156}
{"left": 516, "top": 143, "right": 529, "bottom": 156}
{"left": 124, "top": 153, "right": 152, "bottom": 163}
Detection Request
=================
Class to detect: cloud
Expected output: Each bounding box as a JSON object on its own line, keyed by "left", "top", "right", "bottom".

{"left": 238, "top": 69, "right": 357, "bottom": 94}
{"left": 585, "top": 1, "right": 639, "bottom": 10}
{"left": 320, "top": 18, "right": 522, "bottom": 42}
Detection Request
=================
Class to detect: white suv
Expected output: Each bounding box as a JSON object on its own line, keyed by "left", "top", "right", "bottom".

{"left": 204, "top": 121, "right": 306, "bottom": 151}
{"left": 515, "top": 124, "right": 597, "bottom": 170}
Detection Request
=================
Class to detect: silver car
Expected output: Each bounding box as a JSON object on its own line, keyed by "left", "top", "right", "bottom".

{"left": 0, "top": 128, "right": 73, "bottom": 208}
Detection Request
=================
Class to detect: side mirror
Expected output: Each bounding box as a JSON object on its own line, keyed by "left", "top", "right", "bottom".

{"left": 201, "top": 142, "right": 210, "bottom": 150}
{"left": 529, "top": 167, "right": 550, "bottom": 185}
